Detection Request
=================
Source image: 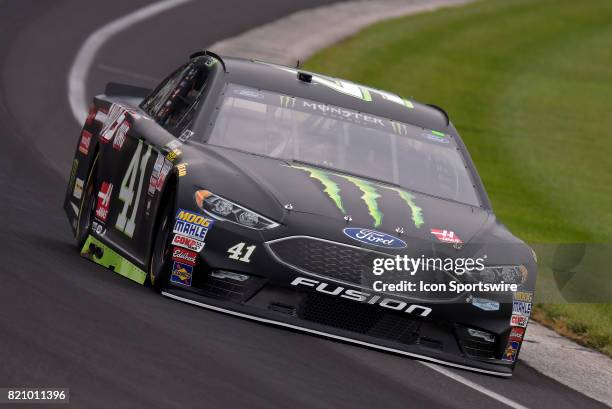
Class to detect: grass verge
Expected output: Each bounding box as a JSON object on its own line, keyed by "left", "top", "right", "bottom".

{"left": 305, "top": 0, "right": 612, "bottom": 356}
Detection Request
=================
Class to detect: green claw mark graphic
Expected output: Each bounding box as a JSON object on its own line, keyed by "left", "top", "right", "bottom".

{"left": 292, "top": 165, "right": 345, "bottom": 213}
{"left": 341, "top": 176, "right": 383, "bottom": 227}
{"left": 392, "top": 188, "right": 424, "bottom": 228}
{"left": 290, "top": 164, "right": 423, "bottom": 229}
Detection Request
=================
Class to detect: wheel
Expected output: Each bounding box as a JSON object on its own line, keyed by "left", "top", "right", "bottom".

{"left": 149, "top": 190, "right": 175, "bottom": 292}
{"left": 76, "top": 154, "right": 98, "bottom": 249}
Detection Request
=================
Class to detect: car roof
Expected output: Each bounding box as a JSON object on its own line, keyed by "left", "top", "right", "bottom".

{"left": 220, "top": 56, "right": 452, "bottom": 133}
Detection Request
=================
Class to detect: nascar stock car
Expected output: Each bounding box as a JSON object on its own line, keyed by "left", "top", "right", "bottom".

{"left": 64, "top": 51, "right": 536, "bottom": 376}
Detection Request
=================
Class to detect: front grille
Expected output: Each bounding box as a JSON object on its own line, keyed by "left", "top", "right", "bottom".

{"left": 268, "top": 236, "right": 458, "bottom": 300}
{"left": 300, "top": 293, "right": 420, "bottom": 345}
{"left": 269, "top": 237, "right": 378, "bottom": 284}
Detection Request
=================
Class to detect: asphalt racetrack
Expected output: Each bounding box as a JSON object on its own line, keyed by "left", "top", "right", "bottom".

{"left": 0, "top": 1, "right": 607, "bottom": 408}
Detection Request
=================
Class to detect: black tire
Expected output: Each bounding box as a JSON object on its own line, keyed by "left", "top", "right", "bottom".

{"left": 149, "top": 190, "right": 175, "bottom": 292}
{"left": 76, "top": 154, "right": 98, "bottom": 249}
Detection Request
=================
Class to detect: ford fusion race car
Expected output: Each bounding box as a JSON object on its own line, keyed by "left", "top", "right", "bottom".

{"left": 64, "top": 51, "right": 536, "bottom": 376}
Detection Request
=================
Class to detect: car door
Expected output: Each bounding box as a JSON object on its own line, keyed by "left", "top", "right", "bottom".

{"left": 96, "top": 57, "right": 216, "bottom": 267}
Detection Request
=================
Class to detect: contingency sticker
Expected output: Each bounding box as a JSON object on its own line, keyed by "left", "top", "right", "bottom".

{"left": 73, "top": 178, "right": 84, "bottom": 200}
{"left": 79, "top": 130, "right": 92, "bottom": 155}
{"left": 502, "top": 340, "right": 520, "bottom": 363}
{"left": 424, "top": 130, "right": 450, "bottom": 144}
{"left": 172, "top": 209, "right": 214, "bottom": 241}
{"left": 170, "top": 261, "right": 193, "bottom": 286}
{"left": 172, "top": 247, "right": 197, "bottom": 266}
{"left": 430, "top": 228, "right": 462, "bottom": 244}
{"left": 509, "top": 327, "right": 525, "bottom": 342}
{"left": 513, "top": 291, "right": 533, "bottom": 303}
{"left": 172, "top": 234, "right": 205, "bottom": 253}
{"left": 510, "top": 314, "right": 529, "bottom": 328}
{"left": 95, "top": 182, "right": 113, "bottom": 222}
{"left": 512, "top": 300, "right": 532, "bottom": 317}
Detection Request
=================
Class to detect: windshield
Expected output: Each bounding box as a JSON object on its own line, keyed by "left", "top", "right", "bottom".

{"left": 207, "top": 83, "right": 481, "bottom": 206}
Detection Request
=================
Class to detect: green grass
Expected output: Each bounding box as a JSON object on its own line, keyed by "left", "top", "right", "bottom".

{"left": 304, "top": 0, "right": 612, "bottom": 355}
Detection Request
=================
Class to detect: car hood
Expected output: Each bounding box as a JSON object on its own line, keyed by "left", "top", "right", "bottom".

{"left": 194, "top": 145, "right": 490, "bottom": 245}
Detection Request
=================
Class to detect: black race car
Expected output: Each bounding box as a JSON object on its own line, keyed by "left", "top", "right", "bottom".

{"left": 64, "top": 51, "right": 536, "bottom": 376}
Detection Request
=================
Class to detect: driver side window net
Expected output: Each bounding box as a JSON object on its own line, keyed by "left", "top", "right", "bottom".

{"left": 141, "top": 57, "right": 213, "bottom": 136}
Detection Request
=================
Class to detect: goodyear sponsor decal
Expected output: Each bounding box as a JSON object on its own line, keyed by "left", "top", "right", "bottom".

{"left": 170, "top": 261, "right": 193, "bottom": 286}
{"left": 172, "top": 209, "right": 214, "bottom": 240}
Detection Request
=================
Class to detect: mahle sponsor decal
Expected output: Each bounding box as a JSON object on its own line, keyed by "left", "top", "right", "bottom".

{"left": 291, "top": 277, "right": 431, "bottom": 317}
{"left": 343, "top": 228, "right": 406, "bottom": 249}
{"left": 512, "top": 300, "right": 532, "bottom": 317}
{"left": 291, "top": 164, "right": 424, "bottom": 228}
{"left": 173, "top": 209, "right": 214, "bottom": 240}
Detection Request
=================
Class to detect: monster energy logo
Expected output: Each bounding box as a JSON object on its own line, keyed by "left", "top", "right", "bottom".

{"left": 292, "top": 164, "right": 424, "bottom": 228}
{"left": 292, "top": 165, "right": 345, "bottom": 213}
{"left": 280, "top": 95, "right": 296, "bottom": 108}
{"left": 391, "top": 121, "right": 408, "bottom": 135}
{"left": 341, "top": 176, "right": 382, "bottom": 227}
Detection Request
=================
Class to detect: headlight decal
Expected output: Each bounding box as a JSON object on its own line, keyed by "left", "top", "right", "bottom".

{"left": 195, "top": 190, "right": 279, "bottom": 230}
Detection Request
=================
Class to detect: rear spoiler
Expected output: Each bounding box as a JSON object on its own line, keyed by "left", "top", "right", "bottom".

{"left": 104, "top": 82, "right": 152, "bottom": 98}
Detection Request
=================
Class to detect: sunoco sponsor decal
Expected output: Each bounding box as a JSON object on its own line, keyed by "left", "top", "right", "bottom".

{"left": 343, "top": 228, "right": 406, "bottom": 249}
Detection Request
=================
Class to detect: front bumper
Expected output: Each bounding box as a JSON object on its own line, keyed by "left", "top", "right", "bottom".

{"left": 162, "top": 278, "right": 515, "bottom": 377}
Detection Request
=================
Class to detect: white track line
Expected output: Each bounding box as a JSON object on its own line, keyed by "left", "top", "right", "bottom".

{"left": 67, "top": 0, "right": 192, "bottom": 124}
{"left": 421, "top": 362, "right": 530, "bottom": 409}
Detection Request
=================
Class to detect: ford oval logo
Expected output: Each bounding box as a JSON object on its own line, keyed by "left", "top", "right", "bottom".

{"left": 343, "top": 228, "right": 407, "bottom": 249}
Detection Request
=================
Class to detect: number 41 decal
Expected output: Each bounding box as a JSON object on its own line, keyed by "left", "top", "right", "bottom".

{"left": 227, "top": 242, "right": 256, "bottom": 263}
{"left": 115, "top": 140, "right": 151, "bottom": 237}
